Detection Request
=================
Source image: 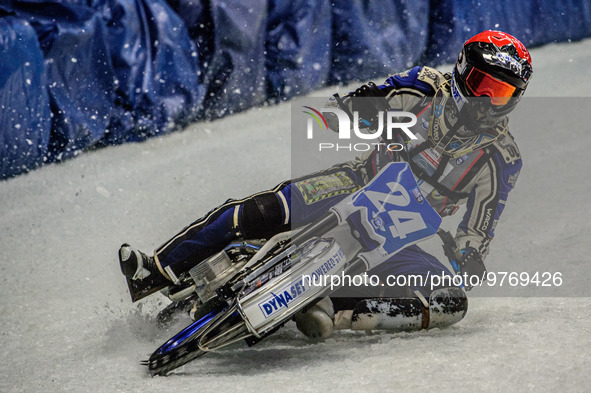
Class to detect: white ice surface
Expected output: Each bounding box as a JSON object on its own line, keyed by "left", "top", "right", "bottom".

{"left": 1, "top": 39, "right": 590, "bottom": 392}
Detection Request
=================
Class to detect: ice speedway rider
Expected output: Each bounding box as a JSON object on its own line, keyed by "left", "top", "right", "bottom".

{"left": 119, "top": 30, "right": 533, "bottom": 338}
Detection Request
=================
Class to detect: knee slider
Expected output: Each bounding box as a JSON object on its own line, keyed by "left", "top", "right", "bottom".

{"left": 428, "top": 287, "right": 468, "bottom": 329}
{"left": 240, "top": 193, "right": 285, "bottom": 239}
{"left": 344, "top": 287, "right": 467, "bottom": 332}
{"left": 349, "top": 298, "right": 425, "bottom": 331}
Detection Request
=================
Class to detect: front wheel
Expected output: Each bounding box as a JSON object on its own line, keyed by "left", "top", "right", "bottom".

{"left": 146, "top": 297, "right": 227, "bottom": 376}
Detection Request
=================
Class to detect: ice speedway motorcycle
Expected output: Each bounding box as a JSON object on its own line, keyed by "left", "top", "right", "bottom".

{"left": 124, "top": 162, "right": 465, "bottom": 376}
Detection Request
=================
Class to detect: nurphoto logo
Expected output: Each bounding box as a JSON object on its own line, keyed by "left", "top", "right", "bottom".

{"left": 303, "top": 106, "right": 418, "bottom": 152}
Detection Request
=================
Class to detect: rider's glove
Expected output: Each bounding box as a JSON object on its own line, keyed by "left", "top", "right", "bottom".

{"left": 348, "top": 82, "right": 390, "bottom": 129}
{"left": 450, "top": 247, "right": 487, "bottom": 291}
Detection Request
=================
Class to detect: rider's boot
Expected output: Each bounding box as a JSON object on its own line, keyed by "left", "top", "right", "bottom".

{"left": 119, "top": 244, "right": 168, "bottom": 301}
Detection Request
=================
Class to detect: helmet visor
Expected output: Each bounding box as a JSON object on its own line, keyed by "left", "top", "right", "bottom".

{"left": 465, "top": 67, "right": 517, "bottom": 106}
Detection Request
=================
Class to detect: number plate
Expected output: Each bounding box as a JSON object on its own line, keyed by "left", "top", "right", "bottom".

{"left": 330, "top": 162, "right": 442, "bottom": 269}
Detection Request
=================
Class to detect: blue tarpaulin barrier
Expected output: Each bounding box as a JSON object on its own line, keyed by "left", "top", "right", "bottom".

{"left": 330, "top": 0, "right": 429, "bottom": 83}
{"left": 425, "top": 0, "right": 591, "bottom": 65}
{"left": 98, "top": 0, "right": 205, "bottom": 144}
{"left": 169, "top": 0, "right": 267, "bottom": 119}
{"left": 0, "top": 11, "right": 51, "bottom": 179}
{"left": 13, "top": 1, "right": 115, "bottom": 160}
{"left": 1, "top": 0, "right": 203, "bottom": 177}
{"left": 265, "top": 0, "right": 332, "bottom": 100}
{"left": 1, "top": 0, "right": 591, "bottom": 179}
